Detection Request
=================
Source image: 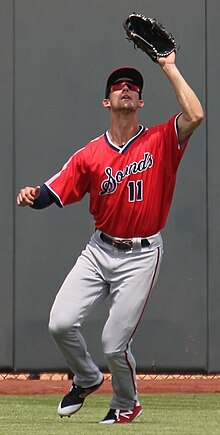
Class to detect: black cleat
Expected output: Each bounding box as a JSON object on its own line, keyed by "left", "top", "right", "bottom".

{"left": 58, "top": 374, "right": 104, "bottom": 417}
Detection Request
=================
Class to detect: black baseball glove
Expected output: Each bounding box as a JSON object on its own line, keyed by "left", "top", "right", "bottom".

{"left": 123, "top": 13, "right": 177, "bottom": 63}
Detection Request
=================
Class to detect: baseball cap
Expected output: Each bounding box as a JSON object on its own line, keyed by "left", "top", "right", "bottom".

{"left": 105, "top": 66, "right": 144, "bottom": 98}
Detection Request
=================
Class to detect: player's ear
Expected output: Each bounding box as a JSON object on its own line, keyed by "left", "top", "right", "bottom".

{"left": 102, "top": 98, "right": 111, "bottom": 108}
{"left": 138, "top": 99, "right": 144, "bottom": 109}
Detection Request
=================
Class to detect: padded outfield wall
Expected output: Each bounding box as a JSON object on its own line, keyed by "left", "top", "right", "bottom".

{"left": 0, "top": 0, "right": 219, "bottom": 373}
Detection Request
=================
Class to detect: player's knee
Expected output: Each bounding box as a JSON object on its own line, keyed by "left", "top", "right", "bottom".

{"left": 102, "top": 328, "right": 123, "bottom": 354}
{"left": 48, "top": 313, "right": 69, "bottom": 337}
{"left": 102, "top": 335, "right": 122, "bottom": 355}
{"left": 48, "top": 317, "right": 60, "bottom": 337}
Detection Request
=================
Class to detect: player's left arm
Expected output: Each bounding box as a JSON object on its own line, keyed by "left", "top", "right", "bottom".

{"left": 158, "top": 52, "right": 204, "bottom": 143}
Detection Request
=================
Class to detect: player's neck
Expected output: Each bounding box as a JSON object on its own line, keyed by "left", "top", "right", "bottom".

{"left": 109, "top": 116, "right": 140, "bottom": 147}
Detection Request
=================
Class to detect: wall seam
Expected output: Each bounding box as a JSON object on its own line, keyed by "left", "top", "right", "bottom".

{"left": 204, "top": 0, "right": 210, "bottom": 374}
{"left": 12, "top": 0, "right": 16, "bottom": 371}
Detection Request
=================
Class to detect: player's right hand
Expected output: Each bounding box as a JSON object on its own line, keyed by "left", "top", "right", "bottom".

{"left": 16, "top": 186, "right": 41, "bottom": 207}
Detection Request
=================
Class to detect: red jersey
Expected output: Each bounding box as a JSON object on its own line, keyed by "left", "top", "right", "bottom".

{"left": 45, "top": 114, "right": 188, "bottom": 238}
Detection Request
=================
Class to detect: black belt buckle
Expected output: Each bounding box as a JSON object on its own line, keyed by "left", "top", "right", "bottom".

{"left": 112, "top": 239, "right": 133, "bottom": 250}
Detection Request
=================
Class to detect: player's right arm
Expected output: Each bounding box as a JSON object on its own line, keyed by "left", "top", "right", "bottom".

{"left": 17, "top": 145, "right": 90, "bottom": 208}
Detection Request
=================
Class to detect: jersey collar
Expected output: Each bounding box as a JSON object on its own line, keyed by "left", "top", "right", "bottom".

{"left": 104, "top": 125, "right": 145, "bottom": 154}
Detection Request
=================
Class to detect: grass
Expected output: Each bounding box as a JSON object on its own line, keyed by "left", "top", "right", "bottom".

{"left": 0, "top": 394, "right": 220, "bottom": 435}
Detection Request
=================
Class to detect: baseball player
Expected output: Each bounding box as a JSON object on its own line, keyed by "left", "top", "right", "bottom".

{"left": 17, "top": 51, "right": 203, "bottom": 424}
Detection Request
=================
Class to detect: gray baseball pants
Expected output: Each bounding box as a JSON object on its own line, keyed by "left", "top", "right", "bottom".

{"left": 49, "top": 230, "right": 163, "bottom": 409}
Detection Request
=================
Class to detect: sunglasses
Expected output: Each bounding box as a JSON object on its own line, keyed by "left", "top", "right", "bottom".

{"left": 110, "top": 81, "right": 141, "bottom": 93}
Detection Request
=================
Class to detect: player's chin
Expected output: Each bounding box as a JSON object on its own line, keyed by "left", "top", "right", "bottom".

{"left": 119, "top": 101, "right": 136, "bottom": 111}
{"left": 121, "top": 106, "right": 136, "bottom": 114}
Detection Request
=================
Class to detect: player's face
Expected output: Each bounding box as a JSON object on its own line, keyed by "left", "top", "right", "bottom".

{"left": 103, "top": 82, "right": 144, "bottom": 112}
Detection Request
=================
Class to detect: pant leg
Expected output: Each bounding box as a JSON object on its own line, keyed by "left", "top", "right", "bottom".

{"left": 102, "top": 244, "right": 163, "bottom": 409}
{"left": 49, "top": 245, "right": 109, "bottom": 387}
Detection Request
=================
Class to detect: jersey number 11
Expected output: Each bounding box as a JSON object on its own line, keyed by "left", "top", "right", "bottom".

{"left": 127, "top": 180, "right": 143, "bottom": 202}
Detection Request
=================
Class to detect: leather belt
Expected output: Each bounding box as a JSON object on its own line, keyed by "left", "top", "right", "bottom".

{"left": 100, "top": 232, "right": 150, "bottom": 251}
